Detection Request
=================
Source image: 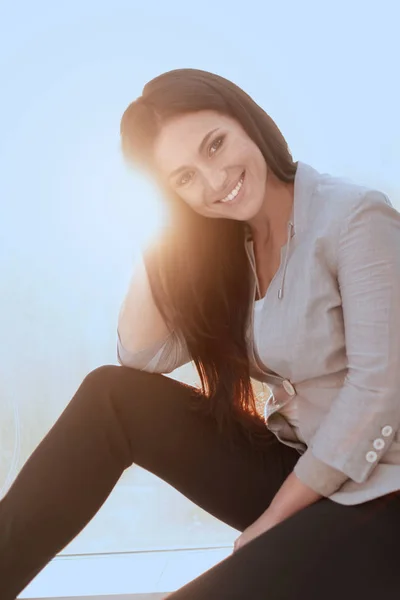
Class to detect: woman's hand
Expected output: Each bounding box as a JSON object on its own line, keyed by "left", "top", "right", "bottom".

{"left": 233, "top": 510, "right": 283, "bottom": 553}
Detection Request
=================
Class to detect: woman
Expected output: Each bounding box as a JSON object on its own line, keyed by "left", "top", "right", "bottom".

{"left": 1, "top": 68, "right": 400, "bottom": 599}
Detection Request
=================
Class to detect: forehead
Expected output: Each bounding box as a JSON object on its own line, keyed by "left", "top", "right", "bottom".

{"left": 153, "top": 110, "right": 237, "bottom": 175}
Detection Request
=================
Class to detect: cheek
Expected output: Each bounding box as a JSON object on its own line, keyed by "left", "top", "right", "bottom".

{"left": 237, "top": 136, "right": 258, "bottom": 158}
{"left": 257, "top": 151, "right": 267, "bottom": 176}
{"left": 176, "top": 185, "right": 203, "bottom": 211}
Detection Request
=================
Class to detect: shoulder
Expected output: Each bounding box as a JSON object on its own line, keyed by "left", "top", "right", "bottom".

{"left": 299, "top": 165, "right": 396, "bottom": 269}
{"left": 308, "top": 170, "right": 395, "bottom": 243}
{"left": 317, "top": 169, "right": 392, "bottom": 217}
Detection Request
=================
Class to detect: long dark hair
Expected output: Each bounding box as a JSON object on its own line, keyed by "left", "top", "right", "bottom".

{"left": 120, "top": 68, "right": 297, "bottom": 448}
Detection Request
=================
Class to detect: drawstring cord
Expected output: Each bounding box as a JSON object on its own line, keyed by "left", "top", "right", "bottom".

{"left": 277, "top": 220, "right": 294, "bottom": 300}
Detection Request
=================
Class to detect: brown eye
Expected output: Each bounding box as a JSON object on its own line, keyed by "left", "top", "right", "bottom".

{"left": 177, "top": 171, "right": 194, "bottom": 187}
{"left": 208, "top": 135, "right": 224, "bottom": 156}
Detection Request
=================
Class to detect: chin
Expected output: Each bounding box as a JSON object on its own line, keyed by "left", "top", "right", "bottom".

{"left": 234, "top": 197, "right": 262, "bottom": 223}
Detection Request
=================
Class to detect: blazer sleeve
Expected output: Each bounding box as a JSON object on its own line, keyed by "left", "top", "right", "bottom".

{"left": 117, "top": 328, "right": 191, "bottom": 373}
{"left": 294, "top": 190, "right": 400, "bottom": 497}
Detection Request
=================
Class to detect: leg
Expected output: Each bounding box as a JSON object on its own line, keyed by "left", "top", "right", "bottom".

{"left": 0, "top": 365, "right": 299, "bottom": 599}
{"left": 167, "top": 490, "right": 400, "bottom": 599}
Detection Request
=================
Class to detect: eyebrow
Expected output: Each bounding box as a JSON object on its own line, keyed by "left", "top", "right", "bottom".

{"left": 169, "top": 128, "right": 220, "bottom": 179}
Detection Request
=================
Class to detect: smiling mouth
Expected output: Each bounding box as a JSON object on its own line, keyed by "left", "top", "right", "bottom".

{"left": 215, "top": 171, "right": 245, "bottom": 204}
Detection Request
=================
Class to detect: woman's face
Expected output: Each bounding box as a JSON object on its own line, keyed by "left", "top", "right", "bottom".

{"left": 153, "top": 110, "right": 268, "bottom": 221}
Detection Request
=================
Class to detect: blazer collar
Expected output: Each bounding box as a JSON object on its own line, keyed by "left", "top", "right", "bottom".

{"left": 243, "top": 161, "right": 322, "bottom": 300}
{"left": 244, "top": 160, "right": 321, "bottom": 242}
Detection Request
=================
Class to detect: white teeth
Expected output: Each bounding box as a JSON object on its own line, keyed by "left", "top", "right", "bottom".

{"left": 220, "top": 174, "right": 244, "bottom": 203}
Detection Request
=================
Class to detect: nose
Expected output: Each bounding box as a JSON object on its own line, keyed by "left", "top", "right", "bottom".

{"left": 203, "top": 168, "right": 228, "bottom": 203}
{"left": 206, "top": 170, "right": 227, "bottom": 191}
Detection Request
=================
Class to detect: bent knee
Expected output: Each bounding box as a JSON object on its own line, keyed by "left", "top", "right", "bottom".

{"left": 82, "top": 364, "right": 156, "bottom": 392}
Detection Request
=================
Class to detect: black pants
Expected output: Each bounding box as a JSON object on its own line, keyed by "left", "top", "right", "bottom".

{"left": 1, "top": 365, "right": 400, "bottom": 599}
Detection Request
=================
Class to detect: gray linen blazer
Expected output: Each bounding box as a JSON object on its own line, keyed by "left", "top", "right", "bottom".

{"left": 117, "top": 161, "right": 400, "bottom": 506}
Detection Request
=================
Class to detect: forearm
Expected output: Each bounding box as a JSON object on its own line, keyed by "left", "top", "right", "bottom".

{"left": 267, "top": 471, "right": 323, "bottom": 521}
{"left": 118, "top": 258, "right": 170, "bottom": 353}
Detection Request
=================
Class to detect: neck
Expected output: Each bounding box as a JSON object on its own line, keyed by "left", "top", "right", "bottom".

{"left": 247, "top": 171, "right": 294, "bottom": 245}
